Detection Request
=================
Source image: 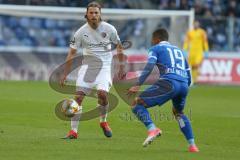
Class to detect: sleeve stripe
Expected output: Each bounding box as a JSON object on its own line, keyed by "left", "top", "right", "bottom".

{"left": 149, "top": 56, "right": 157, "bottom": 60}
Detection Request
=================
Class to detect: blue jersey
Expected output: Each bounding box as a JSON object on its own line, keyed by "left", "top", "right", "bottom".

{"left": 137, "top": 41, "right": 191, "bottom": 86}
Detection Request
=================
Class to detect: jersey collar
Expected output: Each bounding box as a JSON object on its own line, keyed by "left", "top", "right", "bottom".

{"left": 159, "top": 41, "right": 170, "bottom": 44}
{"left": 87, "top": 21, "right": 102, "bottom": 30}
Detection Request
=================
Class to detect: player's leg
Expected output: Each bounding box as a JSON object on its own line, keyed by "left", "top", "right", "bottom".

{"left": 95, "top": 68, "right": 113, "bottom": 137}
{"left": 72, "top": 91, "right": 85, "bottom": 131}
{"left": 191, "top": 64, "right": 200, "bottom": 84}
{"left": 132, "top": 97, "right": 158, "bottom": 131}
{"left": 172, "top": 108, "right": 199, "bottom": 152}
{"left": 63, "top": 67, "right": 93, "bottom": 139}
{"left": 132, "top": 79, "right": 174, "bottom": 146}
{"left": 97, "top": 89, "right": 112, "bottom": 138}
{"left": 189, "top": 52, "right": 203, "bottom": 84}
{"left": 172, "top": 81, "right": 199, "bottom": 152}
{"left": 188, "top": 54, "right": 196, "bottom": 84}
{"left": 131, "top": 97, "right": 162, "bottom": 147}
{"left": 63, "top": 91, "right": 86, "bottom": 139}
{"left": 97, "top": 90, "right": 108, "bottom": 122}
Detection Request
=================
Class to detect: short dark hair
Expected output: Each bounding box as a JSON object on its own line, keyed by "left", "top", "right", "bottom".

{"left": 86, "top": 1, "right": 101, "bottom": 12}
{"left": 152, "top": 28, "right": 169, "bottom": 41}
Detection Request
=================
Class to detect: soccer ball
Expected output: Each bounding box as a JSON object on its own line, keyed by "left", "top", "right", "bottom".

{"left": 61, "top": 99, "right": 82, "bottom": 117}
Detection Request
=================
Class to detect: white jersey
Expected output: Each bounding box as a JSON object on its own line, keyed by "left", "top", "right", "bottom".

{"left": 70, "top": 21, "right": 120, "bottom": 69}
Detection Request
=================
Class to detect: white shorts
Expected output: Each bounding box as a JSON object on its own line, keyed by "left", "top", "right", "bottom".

{"left": 76, "top": 65, "right": 112, "bottom": 95}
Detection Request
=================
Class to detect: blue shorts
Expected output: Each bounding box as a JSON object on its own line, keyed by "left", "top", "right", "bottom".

{"left": 139, "top": 79, "right": 189, "bottom": 112}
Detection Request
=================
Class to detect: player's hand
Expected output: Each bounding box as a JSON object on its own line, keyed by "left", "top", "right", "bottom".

{"left": 60, "top": 75, "right": 67, "bottom": 87}
{"left": 204, "top": 51, "right": 209, "bottom": 59}
{"left": 118, "top": 65, "right": 126, "bottom": 80}
{"left": 182, "top": 50, "right": 188, "bottom": 58}
{"left": 127, "top": 85, "right": 140, "bottom": 96}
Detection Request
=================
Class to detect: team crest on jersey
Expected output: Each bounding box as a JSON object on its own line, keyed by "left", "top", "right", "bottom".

{"left": 101, "top": 32, "right": 107, "bottom": 38}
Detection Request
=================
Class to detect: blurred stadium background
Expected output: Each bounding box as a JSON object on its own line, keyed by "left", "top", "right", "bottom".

{"left": 0, "top": 0, "right": 239, "bottom": 85}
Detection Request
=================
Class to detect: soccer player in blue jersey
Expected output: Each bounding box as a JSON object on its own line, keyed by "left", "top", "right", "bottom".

{"left": 127, "top": 28, "right": 199, "bottom": 152}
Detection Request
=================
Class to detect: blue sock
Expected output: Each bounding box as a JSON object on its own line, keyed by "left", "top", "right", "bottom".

{"left": 132, "top": 104, "right": 156, "bottom": 131}
{"left": 188, "top": 138, "right": 195, "bottom": 145}
{"left": 177, "top": 114, "right": 195, "bottom": 145}
{"left": 146, "top": 123, "right": 156, "bottom": 131}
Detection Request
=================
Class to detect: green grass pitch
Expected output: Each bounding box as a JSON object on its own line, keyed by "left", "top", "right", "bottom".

{"left": 0, "top": 81, "right": 240, "bottom": 160}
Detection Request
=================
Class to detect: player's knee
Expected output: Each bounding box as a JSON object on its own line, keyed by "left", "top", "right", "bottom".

{"left": 131, "top": 97, "right": 146, "bottom": 109}
{"left": 75, "top": 91, "right": 85, "bottom": 105}
{"left": 97, "top": 90, "right": 108, "bottom": 106}
{"left": 172, "top": 107, "right": 184, "bottom": 118}
{"left": 97, "top": 90, "right": 107, "bottom": 99}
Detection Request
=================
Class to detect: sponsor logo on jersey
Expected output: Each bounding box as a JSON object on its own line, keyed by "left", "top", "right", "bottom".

{"left": 88, "top": 41, "right": 111, "bottom": 48}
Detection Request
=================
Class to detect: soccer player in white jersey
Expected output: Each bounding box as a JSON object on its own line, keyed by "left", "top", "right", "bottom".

{"left": 60, "top": 2, "right": 126, "bottom": 139}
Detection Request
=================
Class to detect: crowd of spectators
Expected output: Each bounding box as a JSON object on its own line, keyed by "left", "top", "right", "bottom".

{"left": 0, "top": 0, "right": 239, "bottom": 51}
{"left": 1, "top": 0, "right": 239, "bottom": 18}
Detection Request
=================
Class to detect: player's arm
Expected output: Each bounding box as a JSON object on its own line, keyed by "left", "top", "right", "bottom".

{"left": 128, "top": 50, "right": 157, "bottom": 94}
{"left": 111, "top": 26, "right": 127, "bottom": 79}
{"left": 185, "top": 59, "right": 191, "bottom": 86}
{"left": 60, "top": 47, "right": 77, "bottom": 86}
{"left": 60, "top": 33, "right": 80, "bottom": 86}
{"left": 183, "top": 31, "right": 190, "bottom": 52}
{"left": 203, "top": 30, "right": 209, "bottom": 52}
{"left": 116, "top": 42, "right": 127, "bottom": 79}
{"left": 63, "top": 47, "right": 77, "bottom": 77}
{"left": 137, "top": 57, "right": 156, "bottom": 86}
{"left": 202, "top": 30, "right": 209, "bottom": 58}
